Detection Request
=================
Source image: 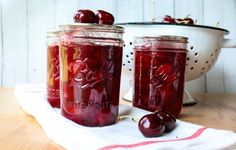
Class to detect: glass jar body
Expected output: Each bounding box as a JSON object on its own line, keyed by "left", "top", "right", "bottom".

{"left": 133, "top": 36, "right": 188, "bottom": 118}
{"left": 60, "top": 24, "right": 124, "bottom": 126}
{"left": 47, "top": 31, "right": 60, "bottom": 108}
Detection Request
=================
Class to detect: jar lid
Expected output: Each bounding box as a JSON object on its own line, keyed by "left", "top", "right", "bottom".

{"left": 59, "top": 23, "right": 124, "bottom": 33}
{"left": 46, "top": 30, "right": 60, "bottom": 37}
{"left": 59, "top": 23, "right": 124, "bottom": 41}
{"left": 135, "top": 35, "right": 188, "bottom": 43}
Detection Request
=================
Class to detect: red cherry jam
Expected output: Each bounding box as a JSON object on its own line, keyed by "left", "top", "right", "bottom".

{"left": 47, "top": 31, "right": 60, "bottom": 108}
{"left": 59, "top": 24, "right": 124, "bottom": 126}
{"left": 133, "top": 36, "right": 188, "bottom": 118}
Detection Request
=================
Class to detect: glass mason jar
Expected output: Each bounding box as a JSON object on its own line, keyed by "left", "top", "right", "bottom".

{"left": 133, "top": 36, "right": 188, "bottom": 118}
{"left": 46, "top": 30, "right": 60, "bottom": 108}
{"left": 59, "top": 24, "right": 124, "bottom": 127}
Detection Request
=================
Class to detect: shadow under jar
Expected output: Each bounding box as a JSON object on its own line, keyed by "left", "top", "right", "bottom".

{"left": 133, "top": 36, "right": 188, "bottom": 118}
{"left": 46, "top": 30, "right": 60, "bottom": 108}
{"left": 59, "top": 24, "right": 124, "bottom": 127}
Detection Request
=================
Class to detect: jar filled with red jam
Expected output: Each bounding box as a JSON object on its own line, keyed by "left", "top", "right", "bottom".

{"left": 133, "top": 36, "right": 188, "bottom": 118}
{"left": 46, "top": 30, "right": 60, "bottom": 108}
{"left": 59, "top": 24, "right": 124, "bottom": 127}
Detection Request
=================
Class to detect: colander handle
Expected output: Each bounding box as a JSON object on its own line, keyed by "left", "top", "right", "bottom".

{"left": 222, "top": 39, "right": 236, "bottom": 48}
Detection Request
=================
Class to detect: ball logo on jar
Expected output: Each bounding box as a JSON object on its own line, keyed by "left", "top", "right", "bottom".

{"left": 47, "top": 46, "right": 59, "bottom": 87}
{"left": 150, "top": 64, "right": 182, "bottom": 87}
{"left": 68, "top": 57, "right": 114, "bottom": 90}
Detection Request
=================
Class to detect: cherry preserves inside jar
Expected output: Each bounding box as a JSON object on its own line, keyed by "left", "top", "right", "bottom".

{"left": 59, "top": 24, "right": 124, "bottom": 126}
{"left": 47, "top": 31, "right": 60, "bottom": 108}
{"left": 133, "top": 36, "right": 188, "bottom": 118}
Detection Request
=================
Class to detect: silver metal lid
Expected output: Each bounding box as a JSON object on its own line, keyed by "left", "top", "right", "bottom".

{"left": 46, "top": 30, "right": 60, "bottom": 37}
{"left": 135, "top": 35, "right": 188, "bottom": 43}
{"left": 59, "top": 23, "right": 124, "bottom": 33}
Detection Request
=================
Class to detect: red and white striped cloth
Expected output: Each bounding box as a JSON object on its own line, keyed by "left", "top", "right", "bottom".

{"left": 14, "top": 84, "right": 236, "bottom": 150}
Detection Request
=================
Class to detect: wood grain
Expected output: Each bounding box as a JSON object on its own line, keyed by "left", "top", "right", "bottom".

{"left": 1, "top": 88, "right": 236, "bottom": 149}
{"left": 0, "top": 88, "right": 64, "bottom": 150}
{"left": 180, "top": 93, "right": 236, "bottom": 130}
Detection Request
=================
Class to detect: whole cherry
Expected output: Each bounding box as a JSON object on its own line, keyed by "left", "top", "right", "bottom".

{"left": 138, "top": 113, "right": 165, "bottom": 137}
{"left": 183, "top": 17, "right": 194, "bottom": 24}
{"left": 73, "top": 9, "right": 95, "bottom": 23}
{"left": 162, "top": 15, "right": 176, "bottom": 23}
{"left": 155, "top": 110, "right": 176, "bottom": 132}
{"left": 95, "top": 10, "right": 115, "bottom": 25}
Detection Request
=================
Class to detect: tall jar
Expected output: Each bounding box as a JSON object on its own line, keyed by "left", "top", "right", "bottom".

{"left": 46, "top": 30, "right": 60, "bottom": 108}
{"left": 59, "top": 24, "right": 124, "bottom": 127}
{"left": 133, "top": 36, "right": 188, "bottom": 118}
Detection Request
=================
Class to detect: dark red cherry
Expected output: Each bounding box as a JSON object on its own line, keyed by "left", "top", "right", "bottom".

{"left": 95, "top": 10, "right": 115, "bottom": 25}
{"left": 183, "top": 18, "right": 194, "bottom": 24}
{"left": 162, "top": 15, "right": 176, "bottom": 23}
{"left": 138, "top": 113, "right": 165, "bottom": 137}
{"left": 155, "top": 110, "right": 176, "bottom": 132}
{"left": 73, "top": 9, "right": 95, "bottom": 23}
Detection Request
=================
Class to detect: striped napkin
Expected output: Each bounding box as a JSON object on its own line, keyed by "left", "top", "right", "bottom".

{"left": 14, "top": 84, "right": 236, "bottom": 150}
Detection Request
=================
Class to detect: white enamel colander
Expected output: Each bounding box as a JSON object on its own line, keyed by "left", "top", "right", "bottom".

{"left": 117, "top": 22, "right": 236, "bottom": 104}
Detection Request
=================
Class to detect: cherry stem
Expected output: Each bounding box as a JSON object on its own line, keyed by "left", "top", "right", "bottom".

{"left": 117, "top": 115, "right": 138, "bottom": 122}
{"left": 186, "top": 14, "right": 191, "bottom": 18}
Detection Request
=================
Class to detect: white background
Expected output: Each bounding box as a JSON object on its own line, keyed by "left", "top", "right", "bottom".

{"left": 0, "top": 0, "right": 236, "bottom": 94}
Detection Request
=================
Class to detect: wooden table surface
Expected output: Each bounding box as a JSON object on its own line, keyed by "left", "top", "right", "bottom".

{"left": 1, "top": 87, "right": 236, "bottom": 150}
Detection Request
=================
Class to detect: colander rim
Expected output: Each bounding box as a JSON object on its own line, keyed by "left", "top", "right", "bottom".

{"left": 115, "top": 22, "right": 229, "bottom": 35}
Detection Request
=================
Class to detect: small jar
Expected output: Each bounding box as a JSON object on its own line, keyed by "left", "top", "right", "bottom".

{"left": 46, "top": 30, "right": 60, "bottom": 108}
{"left": 59, "top": 24, "right": 124, "bottom": 127}
{"left": 133, "top": 36, "right": 188, "bottom": 118}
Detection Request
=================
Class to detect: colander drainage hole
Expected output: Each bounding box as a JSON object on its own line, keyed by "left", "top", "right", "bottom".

{"left": 126, "top": 55, "right": 129, "bottom": 57}
{"left": 190, "top": 46, "right": 194, "bottom": 50}
{"left": 206, "top": 61, "right": 209, "bottom": 64}
{"left": 190, "top": 67, "right": 194, "bottom": 70}
{"left": 129, "top": 42, "right": 132, "bottom": 45}
{"left": 211, "top": 53, "right": 214, "bottom": 57}
{"left": 123, "top": 44, "right": 126, "bottom": 47}
{"left": 187, "top": 57, "right": 190, "bottom": 61}
{"left": 129, "top": 69, "right": 132, "bottom": 71}
{"left": 194, "top": 52, "right": 198, "bottom": 56}
{"left": 123, "top": 64, "right": 125, "bottom": 66}
{"left": 195, "top": 60, "right": 198, "bottom": 63}
{"left": 215, "top": 49, "right": 218, "bottom": 53}
{"left": 202, "top": 67, "right": 205, "bottom": 70}
{"left": 130, "top": 52, "right": 133, "bottom": 55}
{"left": 128, "top": 61, "right": 130, "bottom": 63}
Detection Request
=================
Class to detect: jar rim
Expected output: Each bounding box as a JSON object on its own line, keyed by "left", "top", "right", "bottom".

{"left": 59, "top": 23, "right": 124, "bottom": 33}
{"left": 47, "top": 30, "right": 60, "bottom": 37}
{"left": 135, "top": 35, "right": 188, "bottom": 43}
